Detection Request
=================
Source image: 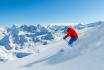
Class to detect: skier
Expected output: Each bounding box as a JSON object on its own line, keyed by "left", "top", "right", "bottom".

{"left": 63, "top": 26, "right": 78, "bottom": 47}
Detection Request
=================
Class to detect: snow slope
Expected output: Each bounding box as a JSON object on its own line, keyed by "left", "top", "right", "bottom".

{"left": 0, "top": 23, "right": 104, "bottom": 70}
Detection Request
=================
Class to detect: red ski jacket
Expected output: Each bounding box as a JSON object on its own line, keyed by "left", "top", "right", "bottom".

{"left": 65, "top": 28, "right": 78, "bottom": 38}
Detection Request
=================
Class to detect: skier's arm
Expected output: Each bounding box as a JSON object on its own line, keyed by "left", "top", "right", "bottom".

{"left": 64, "top": 28, "right": 71, "bottom": 39}
{"left": 65, "top": 33, "right": 70, "bottom": 38}
{"left": 63, "top": 32, "right": 70, "bottom": 40}
{"left": 63, "top": 33, "right": 70, "bottom": 40}
{"left": 63, "top": 28, "right": 71, "bottom": 39}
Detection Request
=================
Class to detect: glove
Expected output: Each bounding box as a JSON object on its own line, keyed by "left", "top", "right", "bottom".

{"left": 63, "top": 36, "right": 66, "bottom": 40}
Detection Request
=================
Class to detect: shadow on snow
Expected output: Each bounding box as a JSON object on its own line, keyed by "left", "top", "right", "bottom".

{"left": 22, "top": 48, "right": 80, "bottom": 67}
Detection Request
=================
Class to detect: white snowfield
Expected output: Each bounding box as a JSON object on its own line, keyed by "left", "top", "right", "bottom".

{"left": 0, "top": 23, "right": 104, "bottom": 70}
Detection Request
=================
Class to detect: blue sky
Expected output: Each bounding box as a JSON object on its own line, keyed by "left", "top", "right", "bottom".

{"left": 0, "top": 0, "right": 104, "bottom": 26}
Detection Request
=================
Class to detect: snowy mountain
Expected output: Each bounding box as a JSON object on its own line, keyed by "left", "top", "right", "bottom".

{"left": 0, "top": 21, "right": 104, "bottom": 70}
{"left": 0, "top": 21, "right": 103, "bottom": 61}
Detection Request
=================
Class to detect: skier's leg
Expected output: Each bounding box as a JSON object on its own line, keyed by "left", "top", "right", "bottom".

{"left": 68, "top": 38, "right": 77, "bottom": 47}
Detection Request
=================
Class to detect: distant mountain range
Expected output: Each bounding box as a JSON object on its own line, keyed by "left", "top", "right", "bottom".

{"left": 0, "top": 21, "right": 103, "bottom": 50}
